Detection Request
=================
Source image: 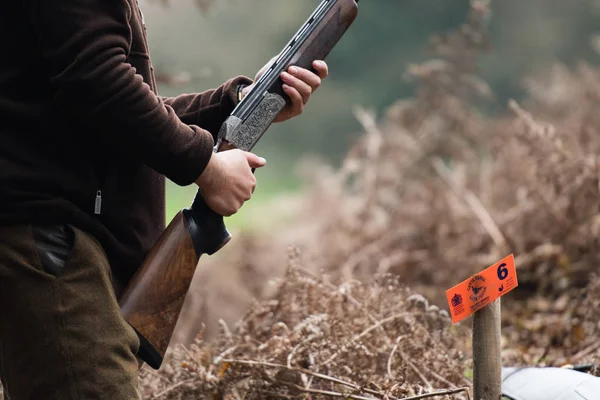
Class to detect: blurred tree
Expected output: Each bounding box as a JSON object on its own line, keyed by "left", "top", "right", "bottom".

{"left": 138, "top": 0, "right": 600, "bottom": 221}
{"left": 142, "top": 0, "right": 599, "bottom": 163}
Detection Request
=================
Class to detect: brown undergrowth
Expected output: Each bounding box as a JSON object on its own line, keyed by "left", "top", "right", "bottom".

{"left": 138, "top": 1, "right": 599, "bottom": 398}
{"left": 270, "top": 0, "right": 600, "bottom": 369}
{"left": 141, "top": 251, "right": 473, "bottom": 399}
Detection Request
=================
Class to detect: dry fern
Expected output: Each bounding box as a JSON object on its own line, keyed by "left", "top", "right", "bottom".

{"left": 140, "top": 250, "right": 472, "bottom": 399}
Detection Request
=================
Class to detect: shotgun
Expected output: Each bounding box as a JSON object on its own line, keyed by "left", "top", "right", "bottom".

{"left": 118, "top": 0, "right": 359, "bottom": 370}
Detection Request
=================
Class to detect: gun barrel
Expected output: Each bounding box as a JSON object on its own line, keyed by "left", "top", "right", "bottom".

{"left": 231, "top": 0, "right": 358, "bottom": 123}
{"left": 218, "top": 0, "right": 359, "bottom": 151}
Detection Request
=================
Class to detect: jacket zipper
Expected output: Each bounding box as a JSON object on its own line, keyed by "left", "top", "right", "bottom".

{"left": 94, "top": 161, "right": 107, "bottom": 216}
{"left": 94, "top": 190, "right": 102, "bottom": 215}
{"left": 93, "top": 1, "right": 147, "bottom": 216}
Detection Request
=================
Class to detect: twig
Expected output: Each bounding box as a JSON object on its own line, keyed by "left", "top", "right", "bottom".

{"left": 462, "top": 376, "right": 473, "bottom": 387}
{"left": 280, "top": 383, "right": 470, "bottom": 400}
{"left": 231, "top": 387, "right": 243, "bottom": 400}
{"left": 153, "top": 378, "right": 194, "bottom": 398}
{"left": 256, "top": 390, "right": 295, "bottom": 399}
{"left": 289, "top": 264, "right": 397, "bottom": 352}
{"left": 353, "top": 106, "right": 384, "bottom": 218}
{"left": 141, "top": 366, "right": 175, "bottom": 385}
{"left": 223, "top": 359, "right": 403, "bottom": 400}
{"left": 534, "top": 345, "right": 552, "bottom": 367}
{"left": 426, "top": 369, "right": 458, "bottom": 389}
{"left": 287, "top": 334, "right": 320, "bottom": 369}
{"left": 287, "top": 342, "right": 302, "bottom": 368}
{"left": 432, "top": 157, "right": 507, "bottom": 249}
{"left": 324, "top": 312, "right": 419, "bottom": 365}
{"left": 387, "top": 336, "right": 403, "bottom": 379}
{"left": 401, "top": 351, "right": 433, "bottom": 390}
{"left": 293, "top": 264, "right": 384, "bottom": 332}
{"left": 508, "top": 100, "right": 571, "bottom": 158}
{"left": 387, "top": 331, "right": 457, "bottom": 390}
{"left": 225, "top": 359, "right": 468, "bottom": 400}
{"left": 571, "top": 341, "right": 600, "bottom": 362}
{"left": 214, "top": 345, "right": 239, "bottom": 364}
{"left": 340, "top": 232, "right": 406, "bottom": 284}
{"left": 218, "top": 318, "right": 233, "bottom": 341}
{"left": 278, "top": 380, "right": 382, "bottom": 400}
{"left": 400, "top": 387, "right": 470, "bottom": 400}
{"left": 176, "top": 343, "right": 195, "bottom": 361}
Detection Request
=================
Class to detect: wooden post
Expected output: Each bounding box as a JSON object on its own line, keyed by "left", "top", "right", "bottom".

{"left": 472, "top": 298, "right": 502, "bottom": 400}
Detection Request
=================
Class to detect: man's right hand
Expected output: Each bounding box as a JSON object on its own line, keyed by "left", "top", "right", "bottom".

{"left": 195, "top": 149, "right": 266, "bottom": 216}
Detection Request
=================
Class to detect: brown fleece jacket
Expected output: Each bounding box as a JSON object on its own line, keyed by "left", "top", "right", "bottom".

{"left": 0, "top": 0, "right": 252, "bottom": 284}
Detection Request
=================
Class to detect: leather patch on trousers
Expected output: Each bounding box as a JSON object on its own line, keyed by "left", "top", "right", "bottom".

{"left": 32, "top": 224, "right": 75, "bottom": 277}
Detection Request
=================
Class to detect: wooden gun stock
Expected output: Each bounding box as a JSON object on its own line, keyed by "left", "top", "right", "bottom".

{"left": 118, "top": 195, "right": 229, "bottom": 369}
{"left": 119, "top": 0, "right": 359, "bottom": 370}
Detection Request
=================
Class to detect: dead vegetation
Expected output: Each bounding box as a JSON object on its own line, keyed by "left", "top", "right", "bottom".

{"left": 138, "top": 1, "right": 599, "bottom": 398}
{"left": 141, "top": 253, "right": 473, "bottom": 399}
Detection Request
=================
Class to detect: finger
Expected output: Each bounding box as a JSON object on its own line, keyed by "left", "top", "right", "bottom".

{"left": 228, "top": 202, "right": 241, "bottom": 216}
{"left": 228, "top": 196, "right": 244, "bottom": 215}
{"left": 312, "top": 60, "right": 329, "bottom": 79}
{"left": 246, "top": 185, "right": 254, "bottom": 200}
{"left": 236, "top": 185, "right": 253, "bottom": 202}
{"left": 245, "top": 152, "right": 267, "bottom": 169}
{"left": 281, "top": 71, "right": 312, "bottom": 104}
{"left": 218, "top": 140, "right": 237, "bottom": 152}
{"left": 288, "top": 66, "right": 322, "bottom": 92}
{"left": 219, "top": 201, "right": 235, "bottom": 217}
{"left": 282, "top": 84, "right": 304, "bottom": 115}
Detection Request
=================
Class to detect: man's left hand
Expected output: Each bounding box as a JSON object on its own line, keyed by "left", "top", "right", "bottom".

{"left": 241, "top": 59, "right": 329, "bottom": 123}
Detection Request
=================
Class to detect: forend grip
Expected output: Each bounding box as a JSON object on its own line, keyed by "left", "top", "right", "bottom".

{"left": 185, "top": 190, "right": 232, "bottom": 257}
{"left": 268, "top": 0, "right": 359, "bottom": 101}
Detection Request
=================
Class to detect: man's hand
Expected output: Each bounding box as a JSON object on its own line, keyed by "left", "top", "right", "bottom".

{"left": 197, "top": 58, "right": 327, "bottom": 216}
{"left": 195, "top": 150, "right": 266, "bottom": 216}
{"left": 241, "top": 59, "right": 329, "bottom": 123}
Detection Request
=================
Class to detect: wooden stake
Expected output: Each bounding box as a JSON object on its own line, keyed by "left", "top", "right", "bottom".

{"left": 472, "top": 298, "right": 502, "bottom": 400}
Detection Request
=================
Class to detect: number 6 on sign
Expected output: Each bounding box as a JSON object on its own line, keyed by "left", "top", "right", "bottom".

{"left": 497, "top": 263, "right": 509, "bottom": 280}
{"left": 445, "top": 254, "right": 518, "bottom": 324}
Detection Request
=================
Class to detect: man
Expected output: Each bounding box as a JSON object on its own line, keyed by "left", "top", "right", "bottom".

{"left": 0, "top": 0, "right": 328, "bottom": 399}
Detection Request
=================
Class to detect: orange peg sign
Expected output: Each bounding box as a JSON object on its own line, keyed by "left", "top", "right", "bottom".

{"left": 445, "top": 254, "right": 518, "bottom": 324}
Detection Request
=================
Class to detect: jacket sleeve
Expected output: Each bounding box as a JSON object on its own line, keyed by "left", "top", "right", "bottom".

{"left": 162, "top": 76, "right": 254, "bottom": 141}
{"left": 23, "top": 0, "right": 214, "bottom": 186}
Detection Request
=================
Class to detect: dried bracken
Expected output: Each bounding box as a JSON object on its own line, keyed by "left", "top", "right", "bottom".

{"left": 296, "top": 1, "right": 600, "bottom": 300}
{"left": 269, "top": 0, "right": 600, "bottom": 368}
{"left": 140, "top": 250, "right": 472, "bottom": 399}
{"left": 136, "top": 2, "right": 599, "bottom": 398}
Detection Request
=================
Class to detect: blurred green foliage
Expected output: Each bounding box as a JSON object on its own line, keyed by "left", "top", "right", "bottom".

{"left": 139, "top": 0, "right": 600, "bottom": 224}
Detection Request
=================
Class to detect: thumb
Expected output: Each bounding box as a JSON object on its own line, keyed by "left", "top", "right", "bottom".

{"left": 245, "top": 152, "right": 267, "bottom": 169}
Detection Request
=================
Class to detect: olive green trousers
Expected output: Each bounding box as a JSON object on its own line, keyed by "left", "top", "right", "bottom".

{"left": 0, "top": 224, "right": 142, "bottom": 400}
